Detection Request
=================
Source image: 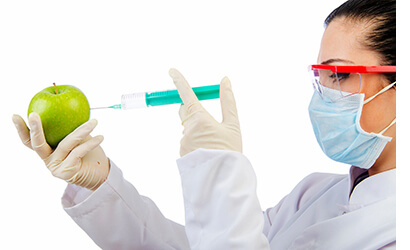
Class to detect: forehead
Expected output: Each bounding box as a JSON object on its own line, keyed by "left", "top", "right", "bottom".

{"left": 318, "top": 18, "right": 381, "bottom": 65}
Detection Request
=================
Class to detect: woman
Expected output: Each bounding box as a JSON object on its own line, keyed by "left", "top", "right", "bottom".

{"left": 12, "top": 0, "right": 396, "bottom": 249}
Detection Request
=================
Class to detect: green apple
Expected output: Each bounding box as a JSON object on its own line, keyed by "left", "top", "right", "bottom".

{"left": 27, "top": 84, "right": 90, "bottom": 148}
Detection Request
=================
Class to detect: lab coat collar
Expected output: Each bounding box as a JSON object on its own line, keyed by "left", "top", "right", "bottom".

{"left": 349, "top": 166, "right": 369, "bottom": 192}
{"left": 348, "top": 167, "right": 396, "bottom": 207}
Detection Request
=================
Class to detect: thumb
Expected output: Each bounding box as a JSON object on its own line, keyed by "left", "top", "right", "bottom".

{"left": 12, "top": 114, "right": 32, "bottom": 149}
{"left": 220, "top": 77, "right": 240, "bottom": 126}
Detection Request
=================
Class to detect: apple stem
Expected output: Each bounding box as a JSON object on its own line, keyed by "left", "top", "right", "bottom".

{"left": 53, "top": 83, "right": 59, "bottom": 94}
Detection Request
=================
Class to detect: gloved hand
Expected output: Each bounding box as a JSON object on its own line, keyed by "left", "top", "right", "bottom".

{"left": 12, "top": 112, "right": 109, "bottom": 191}
{"left": 169, "top": 68, "right": 242, "bottom": 157}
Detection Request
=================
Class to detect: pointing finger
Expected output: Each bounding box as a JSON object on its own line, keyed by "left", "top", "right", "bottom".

{"left": 169, "top": 68, "right": 201, "bottom": 110}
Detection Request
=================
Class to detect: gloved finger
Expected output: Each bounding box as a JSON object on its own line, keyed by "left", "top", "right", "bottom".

{"left": 28, "top": 112, "right": 53, "bottom": 160}
{"left": 220, "top": 77, "right": 240, "bottom": 126}
{"left": 12, "top": 114, "right": 33, "bottom": 150}
{"left": 51, "top": 119, "right": 98, "bottom": 162}
{"left": 63, "top": 135, "right": 104, "bottom": 170}
{"left": 179, "top": 104, "right": 189, "bottom": 123}
{"left": 179, "top": 101, "right": 213, "bottom": 127}
{"left": 178, "top": 103, "right": 200, "bottom": 124}
{"left": 169, "top": 68, "right": 202, "bottom": 113}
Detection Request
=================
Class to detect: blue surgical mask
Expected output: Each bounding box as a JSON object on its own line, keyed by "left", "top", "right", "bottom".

{"left": 308, "top": 82, "right": 396, "bottom": 169}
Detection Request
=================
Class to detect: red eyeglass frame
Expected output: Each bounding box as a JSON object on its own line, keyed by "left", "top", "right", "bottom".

{"left": 309, "top": 64, "right": 396, "bottom": 73}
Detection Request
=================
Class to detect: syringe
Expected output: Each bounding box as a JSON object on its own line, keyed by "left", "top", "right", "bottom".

{"left": 91, "top": 84, "right": 220, "bottom": 110}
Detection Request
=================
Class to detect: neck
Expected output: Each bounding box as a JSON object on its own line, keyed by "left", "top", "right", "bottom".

{"left": 368, "top": 133, "right": 396, "bottom": 176}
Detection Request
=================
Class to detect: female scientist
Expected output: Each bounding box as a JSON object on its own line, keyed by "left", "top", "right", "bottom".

{"left": 12, "top": 0, "right": 396, "bottom": 248}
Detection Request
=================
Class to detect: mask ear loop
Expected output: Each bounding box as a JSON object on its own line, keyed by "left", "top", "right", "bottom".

{"left": 378, "top": 118, "right": 396, "bottom": 135}
{"left": 363, "top": 81, "right": 396, "bottom": 105}
{"left": 363, "top": 81, "right": 397, "bottom": 136}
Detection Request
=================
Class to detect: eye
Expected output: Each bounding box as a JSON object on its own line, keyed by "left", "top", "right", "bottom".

{"left": 330, "top": 72, "right": 350, "bottom": 82}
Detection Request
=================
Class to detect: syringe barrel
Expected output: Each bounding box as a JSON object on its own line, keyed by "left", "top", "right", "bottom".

{"left": 146, "top": 84, "right": 220, "bottom": 107}
{"left": 120, "top": 84, "right": 220, "bottom": 109}
{"left": 121, "top": 92, "right": 147, "bottom": 109}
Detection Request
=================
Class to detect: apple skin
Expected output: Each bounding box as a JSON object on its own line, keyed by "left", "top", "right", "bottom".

{"left": 27, "top": 85, "right": 90, "bottom": 148}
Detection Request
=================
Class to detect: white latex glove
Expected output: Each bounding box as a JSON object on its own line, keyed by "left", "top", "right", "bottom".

{"left": 169, "top": 68, "right": 242, "bottom": 157}
{"left": 12, "top": 112, "right": 109, "bottom": 191}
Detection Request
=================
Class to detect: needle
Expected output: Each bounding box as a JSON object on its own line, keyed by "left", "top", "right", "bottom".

{"left": 90, "top": 107, "right": 110, "bottom": 110}
{"left": 90, "top": 104, "right": 122, "bottom": 110}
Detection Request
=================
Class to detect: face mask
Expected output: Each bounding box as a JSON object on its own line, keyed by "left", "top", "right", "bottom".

{"left": 308, "top": 82, "right": 396, "bottom": 169}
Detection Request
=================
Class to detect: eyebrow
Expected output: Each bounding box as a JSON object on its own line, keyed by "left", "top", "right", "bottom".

{"left": 320, "top": 58, "right": 355, "bottom": 65}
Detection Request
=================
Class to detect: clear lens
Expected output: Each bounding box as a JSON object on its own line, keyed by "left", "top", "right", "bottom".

{"left": 309, "top": 69, "right": 362, "bottom": 102}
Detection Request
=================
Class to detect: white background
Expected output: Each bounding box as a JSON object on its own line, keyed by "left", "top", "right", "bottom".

{"left": 0, "top": 0, "right": 407, "bottom": 249}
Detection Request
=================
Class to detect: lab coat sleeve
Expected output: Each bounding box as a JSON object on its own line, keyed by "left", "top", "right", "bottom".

{"left": 61, "top": 160, "right": 190, "bottom": 250}
{"left": 177, "top": 149, "right": 270, "bottom": 250}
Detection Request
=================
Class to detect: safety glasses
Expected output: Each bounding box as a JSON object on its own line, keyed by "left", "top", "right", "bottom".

{"left": 308, "top": 64, "right": 396, "bottom": 102}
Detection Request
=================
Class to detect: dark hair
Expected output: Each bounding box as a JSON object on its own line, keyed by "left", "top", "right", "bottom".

{"left": 325, "top": 0, "right": 396, "bottom": 83}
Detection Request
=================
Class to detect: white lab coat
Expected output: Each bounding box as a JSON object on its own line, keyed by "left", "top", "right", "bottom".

{"left": 62, "top": 149, "right": 396, "bottom": 249}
